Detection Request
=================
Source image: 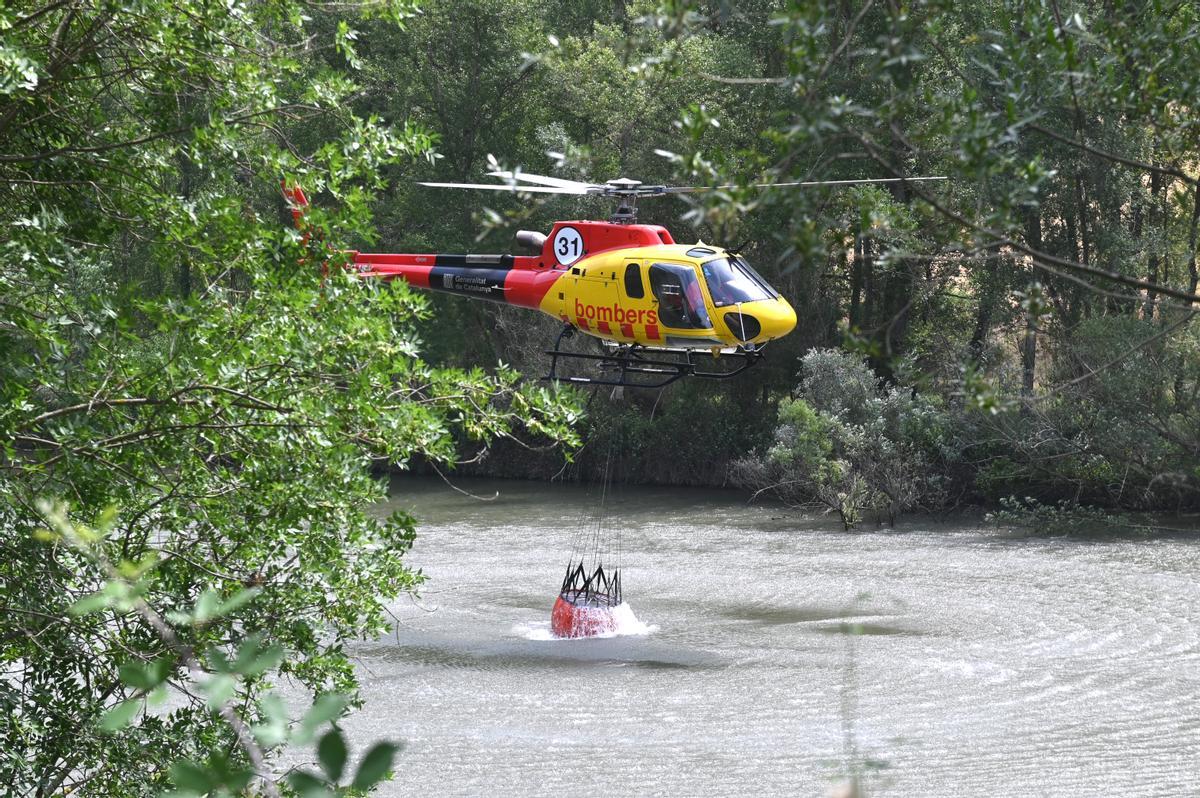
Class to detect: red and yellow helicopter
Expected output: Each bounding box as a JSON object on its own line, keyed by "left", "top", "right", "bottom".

{"left": 285, "top": 170, "right": 943, "bottom": 388}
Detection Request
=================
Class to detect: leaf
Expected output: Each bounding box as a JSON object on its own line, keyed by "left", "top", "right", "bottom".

{"left": 69, "top": 591, "right": 111, "bottom": 616}
{"left": 95, "top": 504, "right": 119, "bottom": 532}
{"left": 241, "top": 643, "right": 284, "bottom": 677}
{"left": 206, "top": 644, "right": 231, "bottom": 673}
{"left": 70, "top": 580, "right": 133, "bottom": 616}
{"left": 118, "top": 662, "right": 155, "bottom": 690}
{"left": 98, "top": 698, "right": 140, "bottom": 732}
{"left": 214, "top": 586, "right": 261, "bottom": 619}
{"left": 297, "top": 693, "right": 348, "bottom": 743}
{"left": 251, "top": 693, "right": 289, "bottom": 747}
{"left": 229, "top": 633, "right": 263, "bottom": 670}
{"left": 317, "top": 728, "right": 347, "bottom": 782}
{"left": 117, "top": 552, "right": 159, "bottom": 580}
{"left": 118, "top": 656, "right": 172, "bottom": 690}
{"left": 169, "top": 759, "right": 215, "bottom": 794}
{"left": 225, "top": 765, "right": 253, "bottom": 793}
{"left": 202, "top": 673, "right": 236, "bottom": 708}
{"left": 191, "top": 587, "right": 260, "bottom": 625}
{"left": 232, "top": 634, "right": 284, "bottom": 677}
{"left": 351, "top": 741, "right": 400, "bottom": 791}
{"left": 149, "top": 655, "right": 174, "bottom": 684}
{"left": 286, "top": 769, "right": 332, "bottom": 798}
{"left": 192, "top": 589, "right": 220, "bottom": 623}
{"left": 260, "top": 691, "right": 288, "bottom": 729}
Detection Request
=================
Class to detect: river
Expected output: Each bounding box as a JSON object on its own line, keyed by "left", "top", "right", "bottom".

{"left": 333, "top": 476, "right": 1199, "bottom": 796}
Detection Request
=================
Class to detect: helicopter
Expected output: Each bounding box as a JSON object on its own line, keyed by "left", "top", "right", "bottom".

{"left": 284, "top": 170, "right": 945, "bottom": 388}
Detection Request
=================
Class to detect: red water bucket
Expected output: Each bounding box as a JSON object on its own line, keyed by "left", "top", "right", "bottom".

{"left": 551, "top": 595, "right": 620, "bottom": 638}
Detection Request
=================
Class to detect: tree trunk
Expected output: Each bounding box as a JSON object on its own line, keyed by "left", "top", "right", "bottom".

{"left": 1021, "top": 315, "right": 1036, "bottom": 405}
{"left": 1188, "top": 185, "right": 1200, "bottom": 301}
{"left": 177, "top": 156, "right": 193, "bottom": 298}
{"left": 175, "top": 91, "right": 196, "bottom": 298}
{"left": 861, "top": 237, "right": 875, "bottom": 331}
{"left": 850, "top": 234, "right": 865, "bottom": 329}
{"left": 1143, "top": 170, "right": 1162, "bottom": 319}
{"left": 968, "top": 296, "right": 993, "bottom": 363}
{"left": 1021, "top": 209, "right": 1042, "bottom": 409}
{"left": 968, "top": 247, "right": 1002, "bottom": 363}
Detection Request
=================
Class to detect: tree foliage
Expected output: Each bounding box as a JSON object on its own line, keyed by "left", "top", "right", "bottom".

{"left": 382, "top": 0, "right": 1200, "bottom": 510}
{"left": 735, "top": 349, "right": 957, "bottom": 527}
{"left": 5, "top": 0, "right": 1200, "bottom": 790}
{"left": 0, "top": 0, "right": 579, "bottom": 794}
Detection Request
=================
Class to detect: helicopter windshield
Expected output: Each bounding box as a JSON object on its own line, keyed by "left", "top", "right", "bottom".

{"left": 701, "top": 256, "right": 776, "bottom": 307}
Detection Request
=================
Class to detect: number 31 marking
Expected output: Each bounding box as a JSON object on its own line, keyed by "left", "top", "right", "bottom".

{"left": 553, "top": 226, "right": 584, "bottom": 266}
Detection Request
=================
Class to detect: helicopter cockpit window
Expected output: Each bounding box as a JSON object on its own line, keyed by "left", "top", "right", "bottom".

{"left": 700, "top": 257, "right": 775, "bottom": 307}
{"left": 649, "top": 262, "right": 711, "bottom": 329}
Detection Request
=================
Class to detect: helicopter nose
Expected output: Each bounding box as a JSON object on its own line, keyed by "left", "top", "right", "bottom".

{"left": 721, "top": 298, "right": 797, "bottom": 344}
{"left": 758, "top": 297, "right": 798, "bottom": 341}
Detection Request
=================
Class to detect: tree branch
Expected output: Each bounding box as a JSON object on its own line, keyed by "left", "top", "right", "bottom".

{"left": 1027, "top": 122, "right": 1197, "bottom": 187}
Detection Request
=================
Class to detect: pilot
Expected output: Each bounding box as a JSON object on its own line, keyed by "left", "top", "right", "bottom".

{"left": 683, "top": 277, "right": 710, "bottom": 328}
{"left": 659, "top": 287, "right": 686, "bottom": 325}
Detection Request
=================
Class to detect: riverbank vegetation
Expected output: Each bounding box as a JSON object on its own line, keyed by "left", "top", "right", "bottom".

{"left": 3, "top": 0, "right": 1200, "bottom": 794}
{"left": 367, "top": 0, "right": 1200, "bottom": 520}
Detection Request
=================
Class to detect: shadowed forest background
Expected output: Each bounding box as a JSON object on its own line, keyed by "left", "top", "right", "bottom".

{"left": 3, "top": 0, "right": 1200, "bottom": 795}
{"left": 356, "top": 0, "right": 1200, "bottom": 522}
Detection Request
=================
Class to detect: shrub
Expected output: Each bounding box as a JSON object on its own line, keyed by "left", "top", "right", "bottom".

{"left": 736, "top": 349, "right": 961, "bottom": 528}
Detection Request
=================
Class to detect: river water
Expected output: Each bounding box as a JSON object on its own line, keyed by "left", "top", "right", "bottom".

{"left": 337, "top": 476, "right": 1199, "bottom": 796}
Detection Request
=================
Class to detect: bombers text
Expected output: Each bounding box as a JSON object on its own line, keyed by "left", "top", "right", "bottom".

{"left": 574, "top": 299, "right": 658, "bottom": 326}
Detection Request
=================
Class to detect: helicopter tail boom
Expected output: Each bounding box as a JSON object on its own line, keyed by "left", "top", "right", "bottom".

{"left": 282, "top": 183, "right": 308, "bottom": 225}
{"left": 350, "top": 251, "right": 559, "bottom": 309}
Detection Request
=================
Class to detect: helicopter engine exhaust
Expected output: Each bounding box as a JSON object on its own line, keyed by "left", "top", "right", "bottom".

{"left": 515, "top": 230, "right": 547, "bottom": 253}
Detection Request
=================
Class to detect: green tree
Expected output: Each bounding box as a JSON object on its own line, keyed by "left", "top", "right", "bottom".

{"left": 651, "top": 0, "right": 1200, "bottom": 511}
{"left": 735, "top": 349, "right": 958, "bottom": 528}
{"left": 0, "top": 1, "right": 580, "bottom": 794}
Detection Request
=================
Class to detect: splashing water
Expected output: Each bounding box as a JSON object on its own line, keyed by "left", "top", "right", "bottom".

{"left": 606, "top": 603, "right": 656, "bottom": 637}
{"left": 513, "top": 603, "right": 656, "bottom": 641}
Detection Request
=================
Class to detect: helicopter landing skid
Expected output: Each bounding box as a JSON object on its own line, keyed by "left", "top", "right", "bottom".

{"left": 544, "top": 327, "right": 763, "bottom": 389}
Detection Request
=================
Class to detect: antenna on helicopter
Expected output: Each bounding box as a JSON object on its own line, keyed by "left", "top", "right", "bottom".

{"left": 418, "top": 171, "right": 948, "bottom": 224}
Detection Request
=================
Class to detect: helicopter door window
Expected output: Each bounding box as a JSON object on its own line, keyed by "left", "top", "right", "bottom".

{"left": 649, "top": 263, "right": 711, "bottom": 329}
{"left": 624, "top": 263, "right": 644, "bottom": 298}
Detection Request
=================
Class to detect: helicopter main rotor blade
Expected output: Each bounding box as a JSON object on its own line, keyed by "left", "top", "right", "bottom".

{"left": 660, "top": 176, "right": 948, "bottom": 194}
{"left": 418, "top": 181, "right": 594, "bottom": 195}
{"left": 486, "top": 171, "right": 601, "bottom": 191}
